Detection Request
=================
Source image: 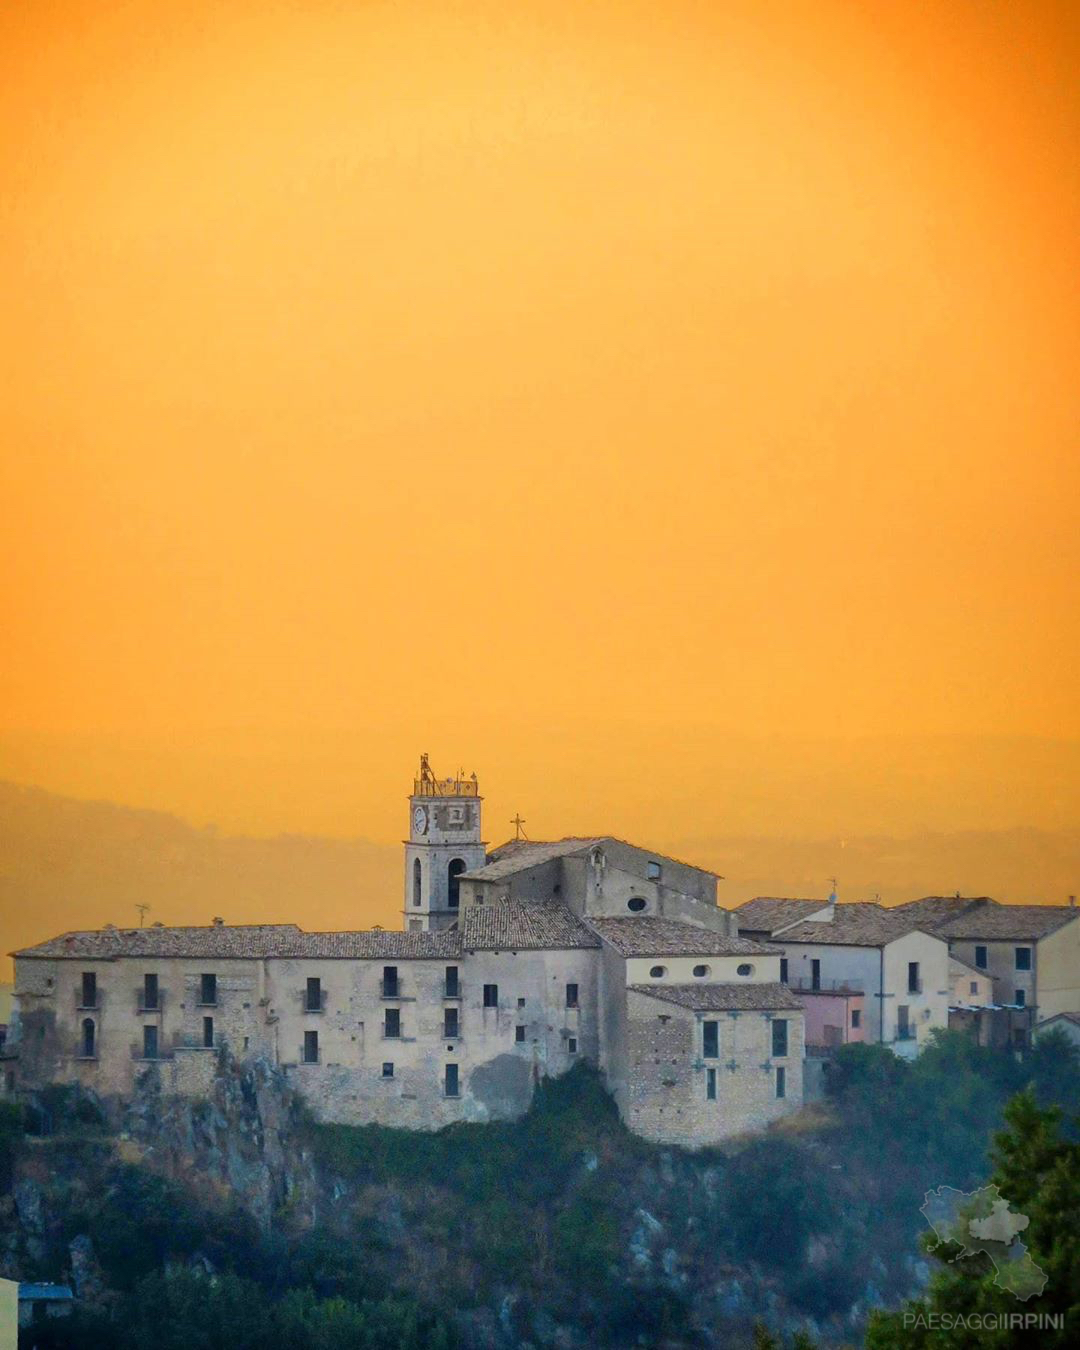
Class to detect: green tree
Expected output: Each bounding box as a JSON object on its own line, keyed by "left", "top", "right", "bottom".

{"left": 867, "top": 1090, "right": 1080, "bottom": 1349}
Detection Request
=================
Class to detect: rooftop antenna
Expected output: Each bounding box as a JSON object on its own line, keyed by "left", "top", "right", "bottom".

{"left": 135, "top": 903, "right": 151, "bottom": 927}
{"left": 826, "top": 878, "right": 838, "bottom": 904}
{"left": 511, "top": 813, "right": 528, "bottom": 841}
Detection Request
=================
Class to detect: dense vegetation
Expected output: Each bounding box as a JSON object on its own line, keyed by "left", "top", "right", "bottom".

{"left": 6, "top": 1031, "right": 1079, "bottom": 1348}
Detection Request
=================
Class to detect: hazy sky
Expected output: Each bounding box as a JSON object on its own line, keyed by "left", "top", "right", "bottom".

{"left": 2, "top": 1, "right": 1077, "bottom": 852}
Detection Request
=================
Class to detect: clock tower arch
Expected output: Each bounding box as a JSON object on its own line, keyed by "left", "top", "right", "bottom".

{"left": 404, "top": 754, "right": 486, "bottom": 931}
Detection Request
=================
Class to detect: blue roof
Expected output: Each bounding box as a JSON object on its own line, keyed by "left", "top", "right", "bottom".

{"left": 18, "top": 1283, "right": 73, "bottom": 1301}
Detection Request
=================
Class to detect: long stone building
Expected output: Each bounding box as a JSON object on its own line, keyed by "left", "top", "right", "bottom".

{"left": 4, "top": 759, "right": 804, "bottom": 1147}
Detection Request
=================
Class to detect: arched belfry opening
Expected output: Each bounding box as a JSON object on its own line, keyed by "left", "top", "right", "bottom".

{"left": 448, "top": 858, "right": 466, "bottom": 910}
{"left": 81, "top": 1018, "right": 95, "bottom": 1058}
{"left": 413, "top": 858, "right": 423, "bottom": 907}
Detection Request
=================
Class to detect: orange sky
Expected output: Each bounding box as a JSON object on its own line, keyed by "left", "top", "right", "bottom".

{"left": 1, "top": 1, "right": 1078, "bottom": 857}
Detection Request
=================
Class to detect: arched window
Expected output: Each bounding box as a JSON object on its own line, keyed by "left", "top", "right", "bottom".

{"left": 413, "top": 858, "right": 422, "bottom": 907}
{"left": 692, "top": 964, "right": 710, "bottom": 978}
{"left": 447, "top": 858, "right": 466, "bottom": 910}
{"left": 81, "top": 1018, "right": 96, "bottom": 1059}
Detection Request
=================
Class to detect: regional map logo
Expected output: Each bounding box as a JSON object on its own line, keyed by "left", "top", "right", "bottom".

{"left": 921, "top": 1185, "right": 1047, "bottom": 1301}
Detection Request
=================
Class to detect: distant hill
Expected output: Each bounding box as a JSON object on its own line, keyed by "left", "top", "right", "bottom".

{"left": 0, "top": 781, "right": 401, "bottom": 974}
{"left": 0, "top": 780, "right": 1077, "bottom": 977}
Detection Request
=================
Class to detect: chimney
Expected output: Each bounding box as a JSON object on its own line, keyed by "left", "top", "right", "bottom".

{"left": 1070, "top": 896, "right": 1076, "bottom": 909}
{"left": 211, "top": 916, "right": 225, "bottom": 927}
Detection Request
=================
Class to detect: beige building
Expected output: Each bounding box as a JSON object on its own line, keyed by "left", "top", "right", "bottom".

{"left": 7, "top": 761, "right": 805, "bottom": 1147}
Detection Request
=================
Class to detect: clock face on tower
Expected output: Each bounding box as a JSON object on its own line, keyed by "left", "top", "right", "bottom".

{"left": 413, "top": 805, "right": 428, "bottom": 836}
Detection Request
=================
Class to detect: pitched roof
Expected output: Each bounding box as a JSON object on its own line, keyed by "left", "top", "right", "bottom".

{"left": 1040, "top": 1011, "right": 1080, "bottom": 1028}
{"left": 463, "top": 836, "right": 722, "bottom": 884}
{"left": 733, "top": 898, "right": 828, "bottom": 933}
{"left": 892, "top": 896, "right": 993, "bottom": 926}
{"left": 459, "top": 838, "right": 603, "bottom": 882}
{"left": 12, "top": 923, "right": 463, "bottom": 961}
{"left": 587, "top": 917, "right": 771, "bottom": 958}
{"left": 932, "top": 904, "right": 1079, "bottom": 942}
{"left": 772, "top": 903, "right": 935, "bottom": 948}
{"left": 629, "top": 981, "right": 804, "bottom": 1012}
{"left": 460, "top": 899, "right": 601, "bottom": 950}
{"left": 949, "top": 955, "right": 990, "bottom": 980}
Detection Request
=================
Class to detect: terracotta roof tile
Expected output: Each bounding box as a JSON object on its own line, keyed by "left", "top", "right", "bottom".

{"left": 588, "top": 917, "right": 772, "bottom": 958}
{"left": 460, "top": 899, "right": 601, "bottom": 950}
{"left": 734, "top": 898, "right": 828, "bottom": 933}
{"left": 629, "top": 981, "right": 804, "bottom": 1012}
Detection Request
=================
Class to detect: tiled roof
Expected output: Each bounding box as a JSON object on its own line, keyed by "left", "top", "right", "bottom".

{"left": 13, "top": 923, "right": 463, "bottom": 961}
{"left": 287, "top": 930, "right": 463, "bottom": 959}
{"left": 1040, "top": 1011, "right": 1080, "bottom": 1028}
{"left": 733, "top": 898, "right": 828, "bottom": 933}
{"left": 772, "top": 903, "right": 934, "bottom": 948}
{"left": 587, "top": 917, "right": 771, "bottom": 958}
{"left": 629, "top": 981, "right": 804, "bottom": 1012}
{"left": 460, "top": 899, "right": 601, "bottom": 950}
{"left": 893, "top": 896, "right": 993, "bottom": 927}
{"left": 12, "top": 924, "right": 306, "bottom": 960}
{"left": 464, "top": 836, "right": 722, "bottom": 883}
{"left": 459, "top": 838, "right": 603, "bottom": 882}
{"left": 932, "top": 904, "right": 1079, "bottom": 941}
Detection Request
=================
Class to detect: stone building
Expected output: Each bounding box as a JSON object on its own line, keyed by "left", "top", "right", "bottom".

{"left": 7, "top": 760, "right": 805, "bottom": 1147}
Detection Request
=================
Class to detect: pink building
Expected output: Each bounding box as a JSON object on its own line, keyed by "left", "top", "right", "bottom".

{"left": 792, "top": 985, "right": 865, "bottom": 1049}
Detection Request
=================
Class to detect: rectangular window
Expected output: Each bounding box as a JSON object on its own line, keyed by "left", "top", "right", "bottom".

{"left": 1015, "top": 947, "right": 1031, "bottom": 971}
{"left": 775, "top": 1066, "right": 786, "bottom": 1099}
{"left": 382, "top": 966, "right": 399, "bottom": 997}
{"left": 970, "top": 981, "right": 978, "bottom": 995}
{"left": 772, "top": 1019, "right": 788, "bottom": 1057}
{"left": 646, "top": 860, "right": 662, "bottom": 880}
{"left": 384, "top": 1008, "right": 401, "bottom": 1038}
{"left": 897, "top": 1005, "right": 910, "bottom": 1039}
{"left": 143, "top": 1024, "right": 158, "bottom": 1059}
{"left": 142, "top": 973, "right": 159, "bottom": 1010}
{"left": 568, "top": 1037, "right": 577, "bottom": 1054}
{"left": 706, "top": 1067, "right": 717, "bottom": 1101}
{"left": 515, "top": 1025, "right": 526, "bottom": 1043}
{"left": 445, "top": 1063, "right": 459, "bottom": 1097}
{"left": 305, "top": 977, "right": 322, "bottom": 1012}
{"left": 303, "top": 1029, "right": 318, "bottom": 1064}
{"left": 382, "top": 1061, "right": 394, "bottom": 1078}
{"left": 200, "top": 973, "right": 217, "bottom": 1006}
{"left": 444, "top": 1007, "right": 459, "bottom": 1038}
{"left": 811, "top": 959, "right": 821, "bottom": 991}
{"left": 1015, "top": 989, "right": 1026, "bottom": 1008}
{"left": 483, "top": 984, "right": 499, "bottom": 1008}
{"left": 445, "top": 966, "right": 459, "bottom": 997}
{"left": 566, "top": 983, "right": 579, "bottom": 1008}
{"left": 974, "top": 945, "right": 987, "bottom": 969}
{"left": 702, "top": 1020, "right": 719, "bottom": 1059}
{"left": 779, "top": 958, "right": 788, "bottom": 984}
{"left": 203, "top": 1016, "right": 214, "bottom": 1049}
{"left": 908, "top": 962, "right": 920, "bottom": 994}
{"left": 851, "top": 1008, "right": 861, "bottom": 1029}
{"left": 517, "top": 996, "right": 526, "bottom": 1008}
{"left": 81, "top": 971, "right": 97, "bottom": 1008}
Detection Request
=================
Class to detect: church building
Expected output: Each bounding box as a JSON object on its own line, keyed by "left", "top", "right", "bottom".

{"left": 6, "top": 759, "right": 804, "bottom": 1146}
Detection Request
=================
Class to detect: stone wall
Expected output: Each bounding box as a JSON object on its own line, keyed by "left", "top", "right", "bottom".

{"left": 621, "top": 990, "right": 804, "bottom": 1146}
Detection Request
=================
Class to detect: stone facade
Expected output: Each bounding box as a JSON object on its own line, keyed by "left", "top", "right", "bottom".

{"left": 7, "top": 760, "right": 806, "bottom": 1147}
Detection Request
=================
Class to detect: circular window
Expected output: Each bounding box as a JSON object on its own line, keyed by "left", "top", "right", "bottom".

{"left": 692, "top": 964, "right": 710, "bottom": 978}
{"left": 649, "top": 965, "right": 666, "bottom": 979}
{"left": 627, "top": 897, "right": 647, "bottom": 913}
{"left": 736, "top": 963, "right": 754, "bottom": 977}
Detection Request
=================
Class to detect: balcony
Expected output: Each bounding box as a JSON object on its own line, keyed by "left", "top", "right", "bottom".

{"left": 895, "top": 1027, "right": 917, "bottom": 1042}
{"left": 380, "top": 982, "right": 413, "bottom": 1000}
{"left": 301, "top": 990, "right": 327, "bottom": 1014}
{"left": 75, "top": 991, "right": 101, "bottom": 1012}
{"left": 136, "top": 990, "right": 165, "bottom": 1014}
{"left": 906, "top": 980, "right": 924, "bottom": 995}
{"left": 790, "top": 978, "right": 864, "bottom": 994}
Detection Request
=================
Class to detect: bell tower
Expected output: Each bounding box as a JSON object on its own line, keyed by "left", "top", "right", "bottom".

{"left": 404, "top": 754, "right": 486, "bottom": 931}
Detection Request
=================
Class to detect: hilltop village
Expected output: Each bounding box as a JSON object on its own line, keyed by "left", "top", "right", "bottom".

{"left": 4, "top": 759, "right": 1079, "bottom": 1147}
